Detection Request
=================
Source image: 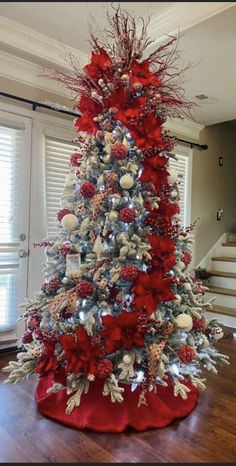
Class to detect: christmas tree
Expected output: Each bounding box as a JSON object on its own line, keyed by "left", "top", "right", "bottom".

{"left": 3, "top": 8, "right": 229, "bottom": 432}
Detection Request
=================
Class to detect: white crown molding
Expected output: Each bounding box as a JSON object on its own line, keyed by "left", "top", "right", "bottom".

{"left": 146, "top": 2, "right": 235, "bottom": 48}
{"left": 0, "top": 15, "right": 88, "bottom": 72}
{"left": 164, "top": 117, "right": 204, "bottom": 140}
{"left": 0, "top": 50, "right": 71, "bottom": 99}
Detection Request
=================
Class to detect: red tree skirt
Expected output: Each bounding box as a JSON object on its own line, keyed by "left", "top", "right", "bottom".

{"left": 35, "top": 373, "right": 199, "bottom": 432}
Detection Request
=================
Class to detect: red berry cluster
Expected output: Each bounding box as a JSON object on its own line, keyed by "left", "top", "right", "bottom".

{"left": 41, "top": 277, "right": 62, "bottom": 294}
{"left": 57, "top": 208, "right": 71, "bottom": 222}
{"left": 119, "top": 207, "right": 136, "bottom": 223}
{"left": 70, "top": 152, "right": 81, "bottom": 167}
{"left": 178, "top": 345, "right": 196, "bottom": 363}
{"left": 111, "top": 142, "right": 128, "bottom": 160}
{"left": 80, "top": 182, "right": 96, "bottom": 199}
{"left": 182, "top": 251, "right": 192, "bottom": 266}
{"left": 76, "top": 280, "right": 94, "bottom": 298}
{"left": 121, "top": 264, "right": 139, "bottom": 281}
{"left": 97, "top": 358, "right": 113, "bottom": 378}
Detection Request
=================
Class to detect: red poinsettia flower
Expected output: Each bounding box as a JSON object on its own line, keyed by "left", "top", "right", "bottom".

{"left": 104, "top": 86, "right": 130, "bottom": 111}
{"left": 101, "top": 310, "right": 145, "bottom": 353}
{"left": 84, "top": 47, "right": 112, "bottom": 80}
{"left": 132, "top": 270, "right": 175, "bottom": 315}
{"left": 75, "top": 96, "right": 103, "bottom": 133}
{"left": 130, "top": 60, "right": 161, "bottom": 87}
{"left": 130, "top": 114, "right": 163, "bottom": 149}
{"left": 35, "top": 339, "right": 57, "bottom": 374}
{"left": 139, "top": 155, "right": 169, "bottom": 191}
{"left": 59, "top": 327, "right": 99, "bottom": 375}
{"left": 148, "top": 234, "right": 176, "bottom": 272}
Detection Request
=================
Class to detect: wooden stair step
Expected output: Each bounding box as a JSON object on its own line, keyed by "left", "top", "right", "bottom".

{"left": 212, "top": 256, "right": 236, "bottom": 262}
{"left": 208, "top": 286, "right": 236, "bottom": 296}
{"left": 209, "top": 304, "right": 236, "bottom": 317}
{"left": 222, "top": 242, "right": 236, "bottom": 247}
{"left": 208, "top": 270, "right": 236, "bottom": 278}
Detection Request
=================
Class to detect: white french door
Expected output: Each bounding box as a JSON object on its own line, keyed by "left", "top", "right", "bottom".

{"left": 0, "top": 111, "right": 31, "bottom": 348}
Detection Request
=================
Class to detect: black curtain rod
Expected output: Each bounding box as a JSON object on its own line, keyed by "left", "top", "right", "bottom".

{"left": 0, "top": 91, "right": 208, "bottom": 151}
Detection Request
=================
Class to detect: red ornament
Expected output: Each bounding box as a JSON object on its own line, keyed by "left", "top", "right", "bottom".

{"left": 76, "top": 280, "right": 94, "bottom": 298}
{"left": 178, "top": 345, "right": 196, "bottom": 363}
{"left": 119, "top": 207, "right": 136, "bottom": 223}
{"left": 57, "top": 208, "right": 71, "bottom": 222}
{"left": 111, "top": 143, "right": 128, "bottom": 160}
{"left": 121, "top": 265, "right": 139, "bottom": 281}
{"left": 70, "top": 152, "right": 81, "bottom": 167}
{"left": 80, "top": 182, "right": 96, "bottom": 199}
{"left": 192, "top": 318, "right": 206, "bottom": 333}
{"left": 21, "top": 331, "right": 33, "bottom": 343}
{"left": 27, "top": 315, "right": 41, "bottom": 331}
{"left": 97, "top": 359, "right": 113, "bottom": 379}
{"left": 42, "top": 278, "right": 62, "bottom": 294}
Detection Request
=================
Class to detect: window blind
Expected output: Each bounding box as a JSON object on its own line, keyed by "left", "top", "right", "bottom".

{"left": 0, "top": 124, "right": 24, "bottom": 331}
{"left": 45, "top": 136, "right": 76, "bottom": 239}
{"left": 169, "top": 153, "right": 189, "bottom": 227}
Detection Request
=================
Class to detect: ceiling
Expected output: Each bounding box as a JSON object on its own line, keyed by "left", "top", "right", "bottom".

{"left": 0, "top": 2, "right": 236, "bottom": 126}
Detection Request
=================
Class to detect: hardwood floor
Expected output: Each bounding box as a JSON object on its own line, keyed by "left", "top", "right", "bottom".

{"left": 0, "top": 328, "right": 236, "bottom": 463}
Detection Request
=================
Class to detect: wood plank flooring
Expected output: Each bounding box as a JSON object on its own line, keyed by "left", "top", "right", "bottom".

{"left": 0, "top": 328, "right": 236, "bottom": 463}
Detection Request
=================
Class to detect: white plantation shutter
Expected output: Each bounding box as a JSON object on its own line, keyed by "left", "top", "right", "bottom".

{"left": 0, "top": 124, "right": 24, "bottom": 331}
{"left": 45, "top": 136, "right": 76, "bottom": 239}
{"left": 169, "top": 147, "right": 191, "bottom": 227}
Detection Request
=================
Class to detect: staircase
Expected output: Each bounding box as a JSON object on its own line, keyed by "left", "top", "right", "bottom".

{"left": 205, "top": 241, "right": 236, "bottom": 327}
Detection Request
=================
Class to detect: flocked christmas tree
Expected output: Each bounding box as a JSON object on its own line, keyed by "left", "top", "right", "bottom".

{"left": 3, "top": 8, "right": 229, "bottom": 431}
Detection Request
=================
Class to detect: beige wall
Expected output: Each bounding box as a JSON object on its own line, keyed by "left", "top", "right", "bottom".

{"left": 190, "top": 122, "right": 236, "bottom": 265}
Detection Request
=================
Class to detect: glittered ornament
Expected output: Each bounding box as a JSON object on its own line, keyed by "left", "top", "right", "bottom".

{"left": 178, "top": 345, "right": 196, "bottom": 363}
{"left": 112, "top": 143, "right": 128, "bottom": 160}
{"left": 121, "top": 264, "right": 139, "bottom": 281}
{"left": 97, "top": 359, "right": 113, "bottom": 378}
{"left": 76, "top": 280, "right": 94, "bottom": 298}
{"left": 119, "top": 207, "right": 136, "bottom": 223}
{"left": 108, "top": 210, "right": 118, "bottom": 222}
{"left": 119, "top": 174, "right": 134, "bottom": 190}
{"left": 175, "top": 313, "right": 193, "bottom": 332}
{"left": 61, "top": 214, "right": 79, "bottom": 231}
{"left": 57, "top": 208, "right": 71, "bottom": 222}
{"left": 27, "top": 315, "right": 41, "bottom": 331}
{"left": 210, "top": 326, "right": 224, "bottom": 341}
{"left": 70, "top": 152, "right": 81, "bottom": 167}
{"left": 21, "top": 331, "right": 33, "bottom": 343}
{"left": 192, "top": 317, "right": 206, "bottom": 333}
{"left": 80, "top": 182, "right": 96, "bottom": 199}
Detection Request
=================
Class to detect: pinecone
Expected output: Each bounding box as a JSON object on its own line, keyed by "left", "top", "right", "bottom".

{"left": 80, "top": 182, "right": 96, "bottom": 199}
{"left": 119, "top": 207, "right": 136, "bottom": 223}
{"left": 111, "top": 143, "right": 128, "bottom": 160}
{"left": 76, "top": 280, "right": 94, "bottom": 298}
{"left": 97, "top": 359, "right": 113, "bottom": 378}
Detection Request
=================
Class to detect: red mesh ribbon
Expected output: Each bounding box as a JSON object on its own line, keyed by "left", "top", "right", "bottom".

{"left": 35, "top": 374, "right": 198, "bottom": 432}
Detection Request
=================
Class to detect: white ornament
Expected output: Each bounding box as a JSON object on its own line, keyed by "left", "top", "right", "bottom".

{"left": 173, "top": 294, "right": 182, "bottom": 304}
{"left": 108, "top": 211, "right": 118, "bottom": 222}
{"left": 184, "top": 283, "right": 192, "bottom": 291}
{"left": 123, "top": 354, "right": 132, "bottom": 365}
{"left": 210, "top": 327, "right": 224, "bottom": 341}
{"left": 61, "top": 214, "right": 79, "bottom": 231}
{"left": 168, "top": 168, "right": 178, "bottom": 184}
{"left": 120, "top": 174, "right": 134, "bottom": 190}
{"left": 175, "top": 314, "right": 193, "bottom": 332}
{"left": 176, "top": 261, "right": 185, "bottom": 271}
